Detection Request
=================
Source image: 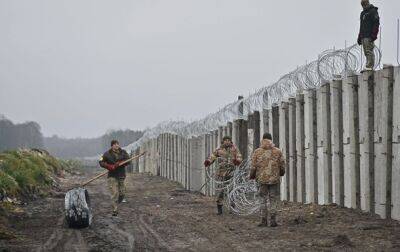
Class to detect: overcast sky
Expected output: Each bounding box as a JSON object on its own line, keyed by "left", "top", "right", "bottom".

{"left": 0, "top": 0, "right": 399, "bottom": 138}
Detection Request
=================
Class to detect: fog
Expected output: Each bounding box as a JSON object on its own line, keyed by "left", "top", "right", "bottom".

{"left": 0, "top": 0, "right": 399, "bottom": 138}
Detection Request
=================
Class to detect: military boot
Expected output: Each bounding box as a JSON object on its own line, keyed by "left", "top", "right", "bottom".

{"left": 257, "top": 217, "right": 268, "bottom": 227}
{"left": 270, "top": 214, "right": 278, "bottom": 227}
{"left": 217, "top": 204, "right": 223, "bottom": 215}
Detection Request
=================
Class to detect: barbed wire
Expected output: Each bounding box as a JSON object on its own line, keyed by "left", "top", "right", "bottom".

{"left": 226, "top": 159, "right": 261, "bottom": 215}
{"left": 126, "top": 44, "right": 381, "bottom": 152}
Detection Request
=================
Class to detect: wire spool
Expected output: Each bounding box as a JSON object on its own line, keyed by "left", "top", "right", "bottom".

{"left": 65, "top": 188, "right": 93, "bottom": 228}
{"left": 226, "top": 159, "right": 262, "bottom": 216}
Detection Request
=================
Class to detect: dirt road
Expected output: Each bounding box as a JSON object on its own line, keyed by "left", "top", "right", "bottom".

{"left": 1, "top": 170, "right": 400, "bottom": 251}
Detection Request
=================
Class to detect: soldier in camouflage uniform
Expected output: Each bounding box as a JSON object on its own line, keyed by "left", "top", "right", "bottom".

{"left": 204, "top": 136, "right": 242, "bottom": 215}
{"left": 250, "top": 133, "right": 285, "bottom": 227}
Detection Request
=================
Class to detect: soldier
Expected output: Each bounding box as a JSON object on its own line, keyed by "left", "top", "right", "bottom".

{"left": 204, "top": 136, "right": 242, "bottom": 215}
{"left": 250, "top": 133, "right": 285, "bottom": 227}
{"left": 99, "top": 140, "right": 132, "bottom": 216}
{"left": 357, "top": 0, "right": 380, "bottom": 71}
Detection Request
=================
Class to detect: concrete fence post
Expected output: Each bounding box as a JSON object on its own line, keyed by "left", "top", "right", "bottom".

{"left": 163, "top": 134, "right": 167, "bottom": 177}
{"left": 178, "top": 136, "right": 182, "bottom": 183}
{"left": 373, "top": 66, "right": 394, "bottom": 219}
{"left": 223, "top": 126, "right": 228, "bottom": 137}
{"left": 189, "top": 136, "right": 204, "bottom": 192}
{"left": 391, "top": 66, "right": 400, "bottom": 221}
{"left": 205, "top": 133, "right": 212, "bottom": 195}
{"left": 253, "top": 111, "right": 261, "bottom": 149}
{"left": 331, "top": 78, "right": 344, "bottom": 206}
{"left": 296, "top": 93, "right": 306, "bottom": 203}
{"left": 304, "top": 89, "right": 318, "bottom": 203}
{"left": 159, "top": 136, "right": 162, "bottom": 176}
{"left": 186, "top": 138, "right": 191, "bottom": 190}
{"left": 218, "top": 127, "right": 224, "bottom": 145}
{"left": 175, "top": 135, "right": 179, "bottom": 181}
{"left": 168, "top": 134, "right": 172, "bottom": 180}
{"left": 156, "top": 136, "right": 161, "bottom": 176}
{"left": 279, "top": 101, "right": 290, "bottom": 200}
{"left": 248, "top": 113, "right": 255, "bottom": 156}
{"left": 359, "top": 71, "right": 375, "bottom": 212}
{"left": 233, "top": 119, "right": 249, "bottom": 160}
{"left": 271, "top": 105, "right": 280, "bottom": 147}
{"left": 227, "top": 122, "right": 233, "bottom": 137}
{"left": 317, "top": 83, "right": 332, "bottom": 205}
{"left": 212, "top": 130, "right": 218, "bottom": 196}
{"left": 343, "top": 73, "right": 361, "bottom": 209}
{"left": 288, "top": 98, "right": 297, "bottom": 202}
{"left": 262, "top": 109, "right": 271, "bottom": 142}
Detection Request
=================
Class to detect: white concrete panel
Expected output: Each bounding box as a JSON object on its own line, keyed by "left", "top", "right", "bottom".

{"left": 304, "top": 89, "right": 318, "bottom": 204}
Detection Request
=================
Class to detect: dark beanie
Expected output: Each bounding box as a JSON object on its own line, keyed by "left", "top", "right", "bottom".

{"left": 262, "top": 133, "right": 272, "bottom": 140}
{"left": 110, "top": 140, "right": 119, "bottom": 146}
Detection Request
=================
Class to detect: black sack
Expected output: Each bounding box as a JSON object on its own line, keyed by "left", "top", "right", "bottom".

{"left": 65, "top": 188, "right": 93, "bottom": 228}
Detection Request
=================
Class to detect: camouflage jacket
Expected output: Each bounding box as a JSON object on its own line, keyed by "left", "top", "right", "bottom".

{"left": 206, "top": 144, "right": 242, "bottom": 178}
{"left": 251, "top": 139, "right": 285, "bottom": 185}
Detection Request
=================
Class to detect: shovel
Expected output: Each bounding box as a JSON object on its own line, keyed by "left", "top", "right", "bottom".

{"left": 65, "top": 151, "right": 146, "bottom": 228}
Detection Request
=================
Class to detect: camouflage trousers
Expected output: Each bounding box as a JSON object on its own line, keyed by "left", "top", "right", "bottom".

{"left": 258, "top": 183, "right": 280, "bottom": 219}
{"left": 108, "top": 177, "right": 126, "bottom": 212}
{"left": 362, "top": 38, "right": 375, "bottom": 69}
{"left": 216, "top": 183, "right": 226, "bottom": 206}
{"left": 216, "top": 175, "right": 232, "bottom": 206}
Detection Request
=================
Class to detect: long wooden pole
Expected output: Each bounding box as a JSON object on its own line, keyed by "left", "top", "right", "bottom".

{"left": 80, "top": 151, "right": 146, "bottom": 187}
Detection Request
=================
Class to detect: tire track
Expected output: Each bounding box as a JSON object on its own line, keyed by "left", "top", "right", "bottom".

{"left": 36, "top": 216, "right": 69, "bottom": 252}
{"left": 107, "top": 223, "right": 135, "bottom": 251}
{"left": 138, "top": 213, "right": 172, "bottom": 251}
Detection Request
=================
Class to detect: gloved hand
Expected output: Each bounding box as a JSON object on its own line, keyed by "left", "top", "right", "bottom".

{"left": 104, "top": 163, "right": 117, "bottom": 171}
{"left": 233, "top": 159, "right": 241, "bottom": 166}
{"left": 204, "top": 160, "right": 211, "bottom": 167}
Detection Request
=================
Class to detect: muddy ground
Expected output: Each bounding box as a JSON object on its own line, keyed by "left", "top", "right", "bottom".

{"left": 1, "top": 169, "right": 400, "bottom": 251}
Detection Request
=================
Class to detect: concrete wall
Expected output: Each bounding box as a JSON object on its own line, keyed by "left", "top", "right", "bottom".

{"left": 133, "top": 66, "right": 400, "bottom": 221}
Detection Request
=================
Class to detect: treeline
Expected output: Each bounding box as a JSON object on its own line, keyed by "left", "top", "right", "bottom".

{"left": 0, "top": 115, "right": 143, "bottom": 159}
{"left": 0, "top": 116, "right": 44, "bottom": 152}
{"left": 44, "top": 129, "right": 143, "bottom": 159}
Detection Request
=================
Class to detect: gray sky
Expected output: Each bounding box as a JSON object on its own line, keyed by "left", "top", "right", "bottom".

{"left": 0, "top": 0, "right": 399, "bottom": 138}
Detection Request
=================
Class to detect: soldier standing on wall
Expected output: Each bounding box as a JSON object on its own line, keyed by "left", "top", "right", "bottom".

{"left": 250, "top": 133, "right": 285, "bottom": 227}
{"left": 204, "top": 136, "right": 243, "bottom": 215}
{"left": 99, "top": 140, "right": 132, "bottom": 216}
{"left": 357, "top": 0, "right": 380, "bottom": 72}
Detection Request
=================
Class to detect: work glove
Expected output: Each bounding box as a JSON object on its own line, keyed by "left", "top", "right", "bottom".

{"left": 104, "top": 163, "right": 116, "bottom": 171}
{"left": 106, "top": 162, "right": 122, "bottom": 171}
{"left": 233, "top": 159, "right": 241, "bottom": 166}
{"left": 204, "top": 160, "right": 211, "bottom": 167}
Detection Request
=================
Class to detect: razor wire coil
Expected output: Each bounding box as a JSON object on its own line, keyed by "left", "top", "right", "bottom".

{"left": 126, "top": 44, "right": 381, "bottom": 153}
